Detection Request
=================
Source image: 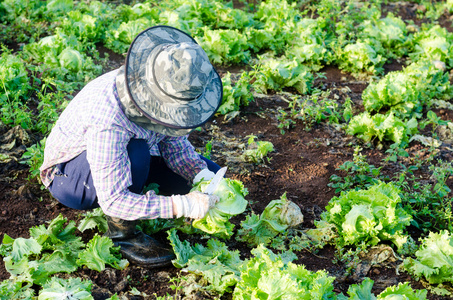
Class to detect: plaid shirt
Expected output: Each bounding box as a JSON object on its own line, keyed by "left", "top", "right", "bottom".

{"left": 40, "top": 69, "right": 206, "bottom": 220}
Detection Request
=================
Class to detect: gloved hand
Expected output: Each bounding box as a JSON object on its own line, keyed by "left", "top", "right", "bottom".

{"left": 193, "top": 168, "right": 215, "bottom": 184}
{"left": 172, "top": 191, "right": 220, "bottom": 219}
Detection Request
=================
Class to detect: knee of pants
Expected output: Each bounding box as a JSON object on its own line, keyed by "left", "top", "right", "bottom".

{"left": 127, "top": 139, "right": 151, "bottom": 194}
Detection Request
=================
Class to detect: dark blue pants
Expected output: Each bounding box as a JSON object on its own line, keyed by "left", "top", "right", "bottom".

{"left": 48, "top": 139, "right": 220, "bottom": 210}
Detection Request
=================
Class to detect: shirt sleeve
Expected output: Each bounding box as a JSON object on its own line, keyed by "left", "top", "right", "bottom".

{"left": 159, "top": 135, "right": 207, "bottom": 181}
{"left": 85, "top": 126, "right": 173, "bottom": 220}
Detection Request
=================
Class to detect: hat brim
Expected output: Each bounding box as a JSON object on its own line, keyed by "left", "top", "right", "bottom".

{"left": 122, "top": 25, "right": 223, "bottom": 129}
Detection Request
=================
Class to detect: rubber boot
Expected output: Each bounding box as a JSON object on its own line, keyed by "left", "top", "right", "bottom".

{"left": 104, "top": 216, "right": 175, "bottom": 267}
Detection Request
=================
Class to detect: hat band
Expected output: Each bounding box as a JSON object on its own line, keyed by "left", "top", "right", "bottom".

{"left": 152, "top": 45, "right": 203, "bottom": 102}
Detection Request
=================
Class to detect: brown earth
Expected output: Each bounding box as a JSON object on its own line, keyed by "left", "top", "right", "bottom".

{"left": 1, "top": 2, "right": 453, "bottom": 299}
{"left": 1, "top": 59, "right": 453, "bottom": 298}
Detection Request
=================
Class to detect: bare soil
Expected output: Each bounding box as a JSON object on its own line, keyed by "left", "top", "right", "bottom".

{"left": 1, "top": 3, "right": 453, "bottom": 299}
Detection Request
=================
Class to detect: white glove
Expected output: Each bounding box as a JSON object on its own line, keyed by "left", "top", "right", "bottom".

{"left": 193, "top": 168, "right": 215, "bottom": 184}
{"left": 172, "top": 191, "right": 220, "bottom": 219}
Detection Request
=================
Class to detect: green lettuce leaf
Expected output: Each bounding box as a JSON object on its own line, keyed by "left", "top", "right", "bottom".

{"left": 191, "top": 178, "right": 248, "bottom": 238}
{"left": 403, "top": 230, "right": 453, "bottom": 285}
{"left": 38, "top": 277, "right": 93, "bottom": 300}
{"left": 168, "top": 228, "right": 242, "bottom": 294}
{"left": 77, "top": 208, "right": 108, "bottom": 233}
{"left": 321, "top": 181, "right": 412, "bottom": 251}
{"left": 233, "top": 245, "right": 335, "bottom": 300}
{"left": 237, "top": 193, "right": 303, "bottom": 247}
{"left": 77, "top": 235, "right": 129, "bottom": 272}
{"left": 378, "top": 282, "right": 428, "bottom": 300}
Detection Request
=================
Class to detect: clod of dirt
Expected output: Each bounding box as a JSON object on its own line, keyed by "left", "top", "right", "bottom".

{"left": 13, "top": 184, "right": 34, "bottom": 201}
{"left": 114, "top": 277, "right": 129, "bottom": 293}
{"left": 91, "top": 283, "right": 114, "bottom": 300}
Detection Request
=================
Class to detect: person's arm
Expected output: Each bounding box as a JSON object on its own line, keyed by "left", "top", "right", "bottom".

{"left": 85, "top": 128, "right": 218, "bottom": 220}
{"left": 158, "top": 135, "right": 207, "bottom": 181}
{"left": 85, "top": 127, "right": 174, "bottom": 220}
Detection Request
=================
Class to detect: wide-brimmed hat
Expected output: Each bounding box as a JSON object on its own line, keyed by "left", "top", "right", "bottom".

{"left": 116, "top": 25, "right": 222, "bottom": 134}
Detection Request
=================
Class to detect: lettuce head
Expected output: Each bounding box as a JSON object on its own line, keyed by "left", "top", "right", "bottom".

{"left": 190, "top": 178, "right": 248, "bottom": 238}
{"left": 321, "top": 181, "right": 412, "bottom": 252}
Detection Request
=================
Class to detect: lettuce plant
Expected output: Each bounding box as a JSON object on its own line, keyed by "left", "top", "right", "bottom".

{"left": 219, "top": 72, "right": 253, "bottom": 116}
{"left": 403, "top": 230, "right": 453, "bottom": 290}
{"left": 190, "top": 178, "right": 248, "bottom": 238}
{"left": 409, "top": 25, "right": 453, "bottom": 68}
{"left": 251, "top": 56, "right": 314, "bottom": 95}
{"left": 359, "top": 13, "right": 411, "bottom": 59}
{"left": 237, "top": 193, "right": 303, "bottom": 247}
{"left": 335, "top": 40, "right": 385, "bottom": 78}
{"left": 320, "top": 181, "right": 412, "bottom": 253}
{"left": 362, "top": 60, "right": 452, "bottom": 118}
{"left": 338, "top": 278, "right": 428, "bottom": 300}
{"left": 39, "top": 277, "right": 93, "bottom": 300}
{"left": 168, "top": 229, "right": 242, "bottom": 294}
{"left": 195, "top": 28, "right": 251, "bottom": 65}
{"left": 346, "top": 111, "right": 418, "bottom": 147}
{"left": 105, "top": 18, "right": 156, "bottom": 54}
{"left": 233, "top": 245, "right": 336, "bottom": 299}
{"left": 285, "top": 17, "right": 334, "bottom": 71}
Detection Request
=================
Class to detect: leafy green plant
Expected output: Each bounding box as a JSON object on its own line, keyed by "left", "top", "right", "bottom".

{"left": 236, "top": 193, "right": 303, "bottom": 247}
{"left": 277, "top": 89, "right": 348, "bottom": 134}
{"left": 21, "top": 137, "right": 47, "bottom": 182}
{"left": 358, "top": 13, "right": 412, "bottom": 59}
{"left": 190, "top": 177, "right": 248, "bottom": 238}
{"left": 347, "top": 111, "right": 418, "bottom": 147}
{"left": 362, "top": 60, "right": 452, "bottom": 119}
{"left": 34, "top": 90, "right": 68, "bottom": 134}
{"left": 395, "top": 159, "right": 453, "bottom": 232}
{"left": 251, "top": 55, "right": 314, "bottom": 95}
{"left": 196, "top": 28, "right": 251, "bottom": 65}
{"left": 335, "top": 39, "right": 385, "bottom": 78}
{"left": 23, "top": 30, "right": 103, "bottom": 91}
{"left": 338, "top": 278, "right": 428, "bottom": 300}
{"left": 105, "top": 18, "right": 156, "bottom": 54}
{"left": 420, "top": 110, "right": 449, "bottom": 139}
{"left": 77, "top": 234, "right": 129, "bottom": 272}
{"left": 39, "top": 277, "right": 93, "bottom": 300}
{"left": 77, "top": 208, "right": 108, "bottom": 233}
{"left": 328, "top": 146, "right": 382, "bottom": 193}
{"left": 233, "top": 245, "right": 336, "bottom": 299}
{"left": 219, "top": 71, "right": 254, "bottom": 116}
{"left": 168, "top": 228, "right": 242, "bottom": 294}
{"left": 403, "top": 230, "right": 453, "bottom": 296}
{"left": 0, "top": 214, "right": 128, "bottom": 297}
{"left": 321, "top": 181, "right": 412, "bottom": 253}
{"left": 0, "top": 49, "right": 34, "bottom": 129}
{"left": 285, "top": 17, "right": 334, "bottom": 71}
{"left": 409, "top": 24, "right": 453, "bottom": 68}
{"left": 242, "top": 135, "right": 274, "bottom": 164}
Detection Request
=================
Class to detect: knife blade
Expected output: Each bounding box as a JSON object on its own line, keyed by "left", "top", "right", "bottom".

{"left": 203, "top": 166, "right": 227, "bottom": 195}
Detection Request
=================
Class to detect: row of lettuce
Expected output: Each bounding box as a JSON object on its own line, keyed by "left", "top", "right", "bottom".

{"left": 1, "top": 0, "right": 453, "bottom": 141}
{"left": 1, "top": 0, "right": 453, "bottom": 298}
{"left": 2, "top": 176, "right": 452, "bottom": 299}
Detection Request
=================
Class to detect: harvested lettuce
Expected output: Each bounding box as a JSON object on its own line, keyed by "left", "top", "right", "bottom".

{"left": 191, "top": 177, "right": 248, "bottom": 238}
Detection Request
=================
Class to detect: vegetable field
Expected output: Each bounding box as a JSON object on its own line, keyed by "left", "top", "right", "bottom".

{"left": 1, "top": 0, "right": 453, "bottom": 299}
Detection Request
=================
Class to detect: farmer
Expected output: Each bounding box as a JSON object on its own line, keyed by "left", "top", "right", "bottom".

{"left": 39, "top": 25, "right": 223, "bottom": 267}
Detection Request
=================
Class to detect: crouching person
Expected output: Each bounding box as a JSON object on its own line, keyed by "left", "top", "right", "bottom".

{"left": 39, "top": 26, "right": 223, "bottom": 267}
